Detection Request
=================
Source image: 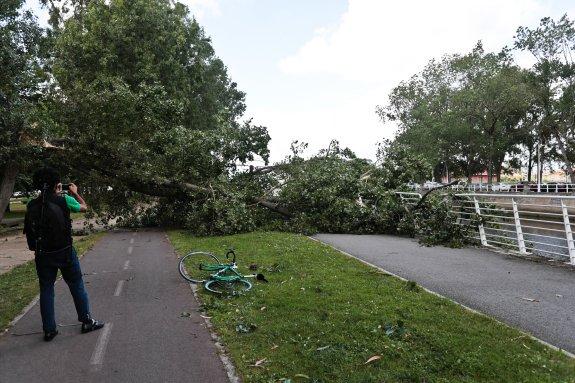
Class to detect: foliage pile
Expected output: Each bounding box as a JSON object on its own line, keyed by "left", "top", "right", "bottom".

{"left": 132, "top": 139, "right": 469, "bottom": 247}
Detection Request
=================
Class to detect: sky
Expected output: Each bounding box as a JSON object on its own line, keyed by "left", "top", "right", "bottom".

{"left": 26, "top": 0, "right": 575, "bottom": 163}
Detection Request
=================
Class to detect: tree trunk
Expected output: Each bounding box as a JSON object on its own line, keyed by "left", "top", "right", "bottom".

{"left": 527, "top": 144, "right": 533, "bottom": 183}
{"left": 0, "top": 161, "right": 19, "bottom": 222}
{"left": 496, "top": 156, "right": 504, "bottom": 183}
{"left": 539, "top": 145, "right": 545, "bottom": 184}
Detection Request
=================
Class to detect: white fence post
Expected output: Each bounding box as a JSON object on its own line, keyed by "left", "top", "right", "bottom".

{"left": 560, "top": 200, "right": 575, "bottom": 265}
{"left": 512, "top": 198, "right": 527, "bottom": 254}
{"left": 473, "top": 197, "right": 488, "bottom": 246}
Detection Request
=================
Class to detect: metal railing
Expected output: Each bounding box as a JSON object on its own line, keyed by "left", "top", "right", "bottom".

{"left": 396, "top": 192, "right": 575, "bottom": 264}
{"left": 450, "top": 183, "right": 575, "bottom": 193}
{"left": 408, "top": 183, "right": 575, "bottom": 193}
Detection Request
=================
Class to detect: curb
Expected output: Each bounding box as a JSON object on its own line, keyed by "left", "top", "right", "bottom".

{"left": 188, "top": 283, "right": 242, "bottom": 383}
{"left": 1, "top": 295, "right": 40, "bottom": 337}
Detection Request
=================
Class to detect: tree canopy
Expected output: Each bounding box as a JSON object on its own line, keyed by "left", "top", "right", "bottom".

{"left": 0, "top": 0, "right": 46, "bottom": 219}
{"left": 379, "top": 15, "right": 575, "bottom": 185}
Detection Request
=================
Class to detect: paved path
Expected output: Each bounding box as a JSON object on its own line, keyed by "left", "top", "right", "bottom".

{"left": 315, "top": 234, "right": 575, "bottom": 354}
{"left": 0, "top": 231, "right": 229, "bottom": 382}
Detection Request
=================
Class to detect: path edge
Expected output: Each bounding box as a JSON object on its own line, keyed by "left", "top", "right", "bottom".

{"left": 309, "top": 236, "right": 575, "bottom": 359}
{"left": 1, "top": 295, "right": 40, "bottom": 337}
{"left": 164, "top": 233, "right": 241, "bottom": 383}
{"left": 188, "top": 283, "right": 242, "bottom": 383}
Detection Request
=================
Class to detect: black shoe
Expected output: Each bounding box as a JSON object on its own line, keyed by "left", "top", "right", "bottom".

{"left": 44, "top": 330, "right": 58, "bottom": 342}
{"left": 81, "top": 318, "right": 105, "bottom": 334}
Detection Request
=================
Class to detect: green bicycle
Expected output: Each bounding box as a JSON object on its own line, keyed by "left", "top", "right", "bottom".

{"left": 178, "top": 250, "right": 262, "bottom": 294}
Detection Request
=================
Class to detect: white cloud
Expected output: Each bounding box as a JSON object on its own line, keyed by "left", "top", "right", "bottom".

{"left": 24, "top": 0, "right": 50, "bottom": 27}
{"left": 279, "top": 0, "right": 550, "bottom": 83}
{"left": 252, "top": 94, "right": 385, "bottom": 162}
{"left": 179, "top": 0, "right": 221, "bottom": 20}
{"left": 268, "top": 0, "right": 575, "bottom": 161}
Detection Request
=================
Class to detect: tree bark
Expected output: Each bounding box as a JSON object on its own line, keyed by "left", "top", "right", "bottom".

{"left": 495, "top": 155, "right": 504, "bottom": 183}
{"left": 59, "top": 152, "right": 294, "bottom": 218}
{"left": 46, "top": 140, "right": 294, "bottom": 218}
{"left": 0, "top": 161, "right": 19, "bottom": 222}
{"left": 527, "top": 144, "right": 533, "bottom": 183}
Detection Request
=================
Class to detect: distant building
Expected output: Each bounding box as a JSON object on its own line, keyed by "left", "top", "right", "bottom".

{"left": 440, "top": 169, "right": 571, "bottom": 184}
{"left": 441, "top": 171, "right": 488, "bottom": 184}
{"left": 470, "top": 171, "right": 489, "bottom": 184}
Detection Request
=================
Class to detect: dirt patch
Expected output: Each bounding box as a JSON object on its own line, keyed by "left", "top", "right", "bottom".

{"left": 0, "top": 218, "right": 115, "bottom": 275}
{"left": 0, "top": 234, "right": 32, "bottom": 275}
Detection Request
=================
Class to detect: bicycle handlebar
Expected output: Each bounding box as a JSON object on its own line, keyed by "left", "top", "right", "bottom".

{"left": 226, "top": 250, "right": 236, "bottom": 263}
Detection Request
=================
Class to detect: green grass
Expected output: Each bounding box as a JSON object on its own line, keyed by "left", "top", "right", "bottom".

{"left": 168, "top": 231, "right": 575, "bottom": 383}
{"left": 3, "top": 200, "right": 26, "bottom": 220}
{"left": 9, "top": 200, "right": 26, "bottom": 212}
{"left": 0, "top": 232, "right": 106, "bottom": 332}
{"left": 2, "top": 211, "right": 25, "bottom": 220}
{"left": 3, "top": 200, "right": 85, "bottom": 220}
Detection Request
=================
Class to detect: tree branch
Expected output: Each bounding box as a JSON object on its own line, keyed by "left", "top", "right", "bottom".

{"left": 411, "top": 180, "right": 460, "bottom": 211}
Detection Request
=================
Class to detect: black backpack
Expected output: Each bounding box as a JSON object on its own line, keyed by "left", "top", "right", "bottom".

{"left": 24, "top": 193, "right": 72, "bottom": 253}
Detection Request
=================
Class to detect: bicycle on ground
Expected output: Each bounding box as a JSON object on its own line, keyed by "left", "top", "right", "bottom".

{"left": 178, "top": 250, "right": 264, "bottom": 294}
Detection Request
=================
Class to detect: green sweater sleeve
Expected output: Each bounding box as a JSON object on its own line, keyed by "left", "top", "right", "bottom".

{"left": 64, "top": 194, "right": 82, "bottom": 213}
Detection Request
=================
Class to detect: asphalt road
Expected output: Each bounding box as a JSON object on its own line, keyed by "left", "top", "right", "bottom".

{"left": 0, "top": 231, "right": 229, "bottom": 383}
{"left": 315, "top": 233, "right": 575, "bottom": 354}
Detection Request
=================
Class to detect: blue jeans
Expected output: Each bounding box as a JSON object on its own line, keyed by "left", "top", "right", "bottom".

{"left": 34, "top": 247, "right": 91, "bottom": 333}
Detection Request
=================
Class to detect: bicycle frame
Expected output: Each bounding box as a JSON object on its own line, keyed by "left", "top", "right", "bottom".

{"left": 201, "top": 261, "right": 244, "bottom": 281}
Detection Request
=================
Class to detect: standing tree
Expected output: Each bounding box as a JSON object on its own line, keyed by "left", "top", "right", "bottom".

{"left": 0, "top": 0, "right": 46, "bottom": 221}
{"left": 451, "top": 44, "right": 532, "bottom": 183}
{"left": 515, "top": 15, "right": 575, "bottom": 183}
{"left": 380, "top": 43, "right": 531, "bottom": 184}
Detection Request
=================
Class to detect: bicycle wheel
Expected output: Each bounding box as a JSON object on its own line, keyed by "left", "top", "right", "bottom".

{"left": 204, "top": 279, "right": 252, "bottom": 295}
{"left": 179, "top": 251, "right": 221, "bottom": 283}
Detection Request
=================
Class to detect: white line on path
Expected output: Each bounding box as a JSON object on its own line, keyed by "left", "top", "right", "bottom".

{"left": 127, "top": 246, "right": 133, "bottom": 255}
{"left": 123, "top": 260, "right": 130, "bottom": 270}
{"left": 129, "top": 238, "right": 134, "bottom": 244}
{"left": 89, "top": 323, "right": 113, "bottom": 371}
{"left": 113, "top": 280, "right": 125, "bottom": 297}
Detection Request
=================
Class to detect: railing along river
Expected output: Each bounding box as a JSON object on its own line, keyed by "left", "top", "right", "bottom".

{"left": 396, "top": 192, "right": 575, "bottom": 265}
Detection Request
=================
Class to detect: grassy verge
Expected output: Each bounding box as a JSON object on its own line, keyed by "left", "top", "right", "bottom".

{"left": 0, "top": 232, "right": 106, "bottom": 332}
{"left": 2, "top": 211, "right": 25, "bottom": 220}
{"left": 168, "top": 231, "right": 575, "bottom": 383}
{"left": 3, "top": 200, "right": 85, "bottom": 220}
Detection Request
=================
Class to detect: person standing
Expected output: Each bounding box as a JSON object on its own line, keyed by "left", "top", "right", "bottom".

{"left": 24, "top": 167, "right": 104, "bottom": 341}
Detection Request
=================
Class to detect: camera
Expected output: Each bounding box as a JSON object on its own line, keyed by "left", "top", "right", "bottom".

{"left": 61, "top": 184, "right": 71, "bottom": 192}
